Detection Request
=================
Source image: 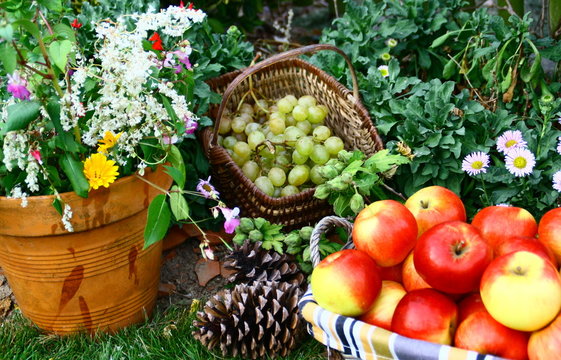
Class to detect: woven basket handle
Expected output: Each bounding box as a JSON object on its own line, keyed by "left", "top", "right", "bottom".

{"left": 310, "top": 216, "right": 354, "bottom": 268}
{"left": 211, "top": 43, "right": 361, "bottom": 145}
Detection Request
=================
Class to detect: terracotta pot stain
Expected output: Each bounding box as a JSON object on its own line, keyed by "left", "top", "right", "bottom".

{"left": 67, "top": 248, "right": 75, "bottom": 258}
{"left": 78, "top": 296, "right": 93, "bottom": 331}
{"left": 58, "top": 265, "right": 84, "bottom": 312}
{"left": 128, "top": 245, "right": 139, "bottom": 285}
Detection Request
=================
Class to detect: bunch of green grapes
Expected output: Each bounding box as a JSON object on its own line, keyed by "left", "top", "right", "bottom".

{"left": 217, "top": 94, "right": 346, "bottom": 197}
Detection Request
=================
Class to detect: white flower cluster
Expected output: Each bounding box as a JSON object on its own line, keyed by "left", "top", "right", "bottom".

{"left": 7, "top": 186, "right": 28, "bottom": 208}
{"left": 25, "top": 156, "right": 41, "bottom": 192}
{"left": 60, "top": 65, "right": 87, "bottom": 131}
{"left": 62, "top": 204, "right": 74, "bottom": 232}
{"left": 134, "top": 6, "right": 206, "bottom": 37}
{"left": 2, "top": 131, "right": 29, "bottom": 172}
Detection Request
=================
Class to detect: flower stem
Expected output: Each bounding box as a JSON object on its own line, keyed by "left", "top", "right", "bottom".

{"left": 480, "top": 174, "right": 490, "bottom": 206}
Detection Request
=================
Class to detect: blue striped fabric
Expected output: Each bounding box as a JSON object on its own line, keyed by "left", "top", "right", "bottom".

{"left": 298, "top": 287, "right": 507, "bottom": 360}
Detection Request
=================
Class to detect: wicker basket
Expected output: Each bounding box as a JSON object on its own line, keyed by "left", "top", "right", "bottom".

{"left": 298, "top": 216, "right": 507, "bottom": 360}
{"left": 200, "top": 44, "right": 383, "bottom": 228}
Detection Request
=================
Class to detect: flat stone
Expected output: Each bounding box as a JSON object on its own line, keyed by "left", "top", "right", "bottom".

{"left": 194, "top": 258, "right": 221, "bottom": 287}
{"left": 0, "top": 284, "right": 11, "bottom": 300}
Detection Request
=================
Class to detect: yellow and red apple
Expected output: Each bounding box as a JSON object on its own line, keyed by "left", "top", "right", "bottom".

{"left": 391, "top": 288, "right": 458, "bottom": 345}
{"left": 402, "top": 251, "right": 432, "bottom": 292}
{"left": 405, "top": 185, "right": 466, "bottom": 237}
{"left": 454, "top": 310, "right": 529, "bottom": 360}
{"left": 480, "top": 251, "right": 561, "bottom": 331}
{"left": 528, "top": 313, "right": 561, "bottom": 360}
{"left": 414, "top": 221, "right": 493, "bottom": 294}
{"left": 538, "top": 207, "right": 561, "bottom": 265}
{"left": 358, "top": 280, "right": 406, "bottom": 331}
{"left": 471, "top": 205, "right": 537, "bottom": 251}
{"left": 311, "top": 249, "right": 382, "bottom": 317}
{"left": 496, "top": 235, "right": 557, "bottom": 268}
{"left": 352, "top": 200, "right": 418, "bottom": 267}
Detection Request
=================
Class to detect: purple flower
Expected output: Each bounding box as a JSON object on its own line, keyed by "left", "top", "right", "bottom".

{"left": 174, "top": 50, "right": 192, "bottom": 70}
{"left": 461, "top": 152, "right": 490, "bottom": 176}
{"left": 196, "top": 176, "right": 219, "bottom": 199}
{"left": 184, "top": 115, "right": 198, "bottom": 134}
{"left": 163, "top": 53, "right": 175, "bottom": 68}
{"left": 505, "top": 147, "right": 535, "bottom": 177}
{"left": 496, "top": 130, "right": 527, "bottom": 155}
{"left": 7, "top": 72, "right": 31, "bottom": 100}
{"left": 219, "top": 206, "right": 240, "bottom": 234}
{"left": 162, "top": 134, "right": 179, "bottom": 145}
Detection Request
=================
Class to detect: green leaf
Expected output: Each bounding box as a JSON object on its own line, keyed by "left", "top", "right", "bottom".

{"left": 430, "top": 31, "right": 457, "bottom": 48}
{"left": 48, "top": 40, "right": 72, "bottom": 72}
{"left": 0, "top": 43, "right": 17, "bottom": 74}
{"left": 167, "top": 145, "right": 185, "bottom": 188}
{"left": 0, "top": 26, "right": 14, "bottom": 41}
{"left": 52, "top": 197, "right": 63, "bottom": 216}
{"left": 144, "top": 194, "right": 171, "bottom": 249}
{"left": 1, "top": 101, "right": 41, "bottom": 135}
{"left": 442, "top": 58, "right": 457, "bottom": 79}
{"left": 38, "top": 0, "right": 62, "bottom": 12}
{"left": 46, "top": 100, "right": 63, "bottom": 133}
{"left": 12, "top": 20, "right": 41, "bottom": 39}
{"left": 163, "top": 165, "right": 185, "bottom": 189}
{"left": 59, "top": 153, "right": 89, "bottom": 198}
{"left": 52, "top": 24, "right": 76, "bottom": 43}
{"left": 169, "top": 186, "right": 189, "bottom": 221}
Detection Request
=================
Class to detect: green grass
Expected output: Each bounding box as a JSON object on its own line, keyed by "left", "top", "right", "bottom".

{"left": 0, "top": 306, "right": 327, "bottom": 360}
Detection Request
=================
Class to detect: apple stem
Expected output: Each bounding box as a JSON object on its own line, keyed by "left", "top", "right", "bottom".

{"left": 454, "top": 241, "right": 465, "bottom": 255}
{"left": 420, "top": 200, "right": 429, "bottom": 209}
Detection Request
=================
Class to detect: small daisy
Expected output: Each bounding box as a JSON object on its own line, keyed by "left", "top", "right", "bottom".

{"left": 196, "top": 176, "right": 219, "bottom": 199}
{"left": 378, "top": 65, "right": 389, "bottom": 78}
{"left": 556, "top": 136, "right": 561, "bottom": 155}
{"left": 553, "top": 170, "right": 561, "bottom": 192}
{"left": 496, "top": 130, "right": 527, "bottom": 154}
{"left": 505, "top": 148, "right": 535, "bottom": 177}
{"left": 462, "top": 152, "right": 490, "bottom": 176}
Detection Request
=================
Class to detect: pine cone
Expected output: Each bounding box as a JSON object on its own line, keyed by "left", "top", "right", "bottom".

{"left": 223, "top": 241, "right": 305, "bottom": 288}
{"left": 193, "top": 281, "right": 304, "bottom": 359}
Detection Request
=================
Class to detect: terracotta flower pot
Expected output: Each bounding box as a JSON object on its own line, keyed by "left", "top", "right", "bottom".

{"left": 0, "top": 167, "right": 171, "bottom": 335}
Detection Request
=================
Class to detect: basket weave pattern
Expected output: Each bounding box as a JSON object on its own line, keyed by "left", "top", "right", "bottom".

{"left": 201, "top": 45, "right": 383, "bottom": 228}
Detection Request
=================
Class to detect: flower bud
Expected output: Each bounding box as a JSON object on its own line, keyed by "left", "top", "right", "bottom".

{"left": 248, "top": 229, "right": 264, "bottom": 242}
{"left": 284, "top": 232, "right": 302, "bottom": 246}
{"left": 320, "top": 165, "right": 338, "bottom": 180}
{"left": 314, "top": 184, "right": 331, "bottom": 199}
{"left": 327, "top": 177, "right": 349, "bottom": 191}
{"left": 238, "top": 217, "right": 255, "bottom": 233}
{"left": 338, "top": 150, "right": 353, "bottom": 163}
{"left": 299, "top": 226, "right": 314, "bottom": 241}
{"left": 350, "top": 193, "right": 365, "bottom": 214}
{"left": 232, "top": 233, "right": 247, "bottom": 245}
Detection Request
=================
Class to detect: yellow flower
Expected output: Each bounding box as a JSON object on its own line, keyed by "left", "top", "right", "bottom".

{"left": 97, "top": 131, "right": 122, "bottom": 154}
{"left": 83, "top": 153, "right": 119, "bottom": 190}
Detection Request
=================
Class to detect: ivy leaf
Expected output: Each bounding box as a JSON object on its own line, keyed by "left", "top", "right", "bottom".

{"left": 49, "top": 40, "right": 72, "bottom": 72}
{"left": 1, "top": 101, "right": 41, "bottom": 135}
{"left": 144, "top": 194, "right": 171, "bottom": 249}
{"left": 0, "top": 43, "right": 16, "bottom": 73}
{"left": 59, "top": 153, "right": 89, "bottom": 198}
{"left": 169, "top": 186, "right": 189, "bottom": 221}
{"left": 53, "top": 23, "right": 76, "bottom": 43}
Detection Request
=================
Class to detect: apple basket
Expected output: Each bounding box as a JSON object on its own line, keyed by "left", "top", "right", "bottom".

{"left": 298, "top": 216, "right": 506, "bottom": 360}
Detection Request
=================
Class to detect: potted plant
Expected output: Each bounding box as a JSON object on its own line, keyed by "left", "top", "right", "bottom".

{"left": 0, "top": 0, "right": 241, "bottom": 334}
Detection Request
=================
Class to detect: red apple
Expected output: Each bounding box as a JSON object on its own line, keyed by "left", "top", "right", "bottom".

{"left": 352, "top": 200, "right": 418, "bottom": 267}
{"left": 528, "top": 313, "right": 561, "bottom": 360}
{"left": 538, "top": 207, "right": 561, "bottom": 265}
{"left": 405, "top": 185, "right": 466, "bottom": 237}
{"left": 377, "top": 262, "right": 403, "bottom": 283}
{"left": 496, "top": 235, "right": 557, "bottom": 268}
{"left": 311, "top": 249, "right": 382, "bottom": 317}
{"left": 391, "top": 288, "right": 458, "bottom": 345}
{"left": 480, "top": 251, "right": 561, "bottom": 331}
{"left": 402, "top": 251, "right": 432, "bottom": 292}
{"left": 358, "top": 280, "right": 406, "bottom": 330}
{"left": 454, "top": 310, "right": 529, "bottom": 359}
{"left": 472, "top": 205, "right": 537, "bottom": 251}
{"left": 414, "top": 221, "right": 493, "bottom": 294}
{"left": 457, "top": 292, "right": 487, "bottom": 324}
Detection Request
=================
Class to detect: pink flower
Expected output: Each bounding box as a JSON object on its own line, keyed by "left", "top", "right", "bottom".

{"left": 196, "top": 176, "right": 219, "bottom": 199}
{"left": 174, "top": 50, "right": 192, "bottom": 70}
{"left": 30, "top": 149, "right": 42, "bottom": 164}
{"left": 184, "top": 115, "right": 198, "bottom": 134}
{"left": 71, "top": 19, "right": 82, "bottom": 29}
{"left": 7, "top": 72, "right": 31, "bottom": 100}
{"left": 162, "top": 134, "right": 179, "bottom": 145}
{"left": 219, "top": 206, "right": 240, "bottom": 234}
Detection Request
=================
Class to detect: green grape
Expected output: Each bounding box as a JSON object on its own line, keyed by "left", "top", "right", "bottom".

{"left": 218, "top": 116, "right": 232, "bottom": 135}
{"left": 285, "top": 94, "right": 298, "bottom": 107}
{"left": 296, "top": 120, "right": 312, "bottom": 135}
{"left": 275, "top": 155, "right": 291, "bottom": 170}
{"left": 254, "top": 100, "right": 269, "bottom": 116}
{"left": 255, "top": 176, "right": 274, "bottom": 196}
{"left": 233, "top": 141, "right": 251, "bottom": 159}
{"left": 234, "top": 132, "right": 247, "bottom": 142}
{"left": 295, "top": 136, "right": 314, "bottom": 156}
{"left": 240, "top": 103, "right": 254, "bottom": 116}
{"left": 261, "top": 125, "right": 271, "bottom": 136}
{"left": 273, "top": 187, "right": 282, "bottom": 198}
{"left": 285, "top": 115, "right": 296, "bottom": 127}
{"left": 280, "top": 185, "right": 299, "bottom": 197}
{"left": 312, "top": 125, "right": 331, "bottom": 142}
{"left": 268, "top": 167, "right": 287, "bottom": 187}
{"left": 231, "top": 152, "right": 248, "bottom": 166}
{"left": 242, "top": 160, "right": 260, "bottom": 182}
{"left": 308, "top": 105, "right": 327, "bottom": 124}
{"left": 239, "top": 112, "right": 253, "bottom": 124}
{"left": 267, "top": 133, "right": 285, "bottom": 144}
{"left": 292, "top": 105, "right": 308, "bottom": 122}
{"left": 269, "top": 118, "right": 286, "bottom": 135}
{"left": 298, "top": 95, "right": 317, "bottom": 108}
{"left": 231, "top": 117, "right": 246, "bottom": 133}
{"left": 288, "top": 165, "right": 310, "bottom": 186}
{"left": 324, "top": 136, "right": 345, "bottom": 155}
{"left": 244, "top": 122, "right": 261, "bottom": 136}
{"left": 217, "top": 135, "right": 224, "bottom": 146}
{"left": 269, "top": 111, "right": 286, "bottom": 122}
{"left": 223, "top": 136, "right": 237, "bottom": 149}
{"left": 277, "top": 97, "right": 294, "bottom": 114}
{"left": 284, "top": 126, "right": 306, "bottom": 146}
{"left": 269, "top": 105, "right": 279, "bottom": 113}
{"left": 310, "top": 165, "right": 326, "bottom": 185}
{"left": 318, "top": 104, "right": 329, "bottom": 117}
{"left": 248, "top": 131, "right": 266, "bottom": 150}
{"left": 310, "top": 144, "right": 330, "bottom": 165}
{"left": 292, "top": 150, "right": 308, "bottom": 165}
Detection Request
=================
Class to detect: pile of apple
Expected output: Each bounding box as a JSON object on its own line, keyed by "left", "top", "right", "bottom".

{"left": 311, "top": 186, "right": 561, "bottom": 360}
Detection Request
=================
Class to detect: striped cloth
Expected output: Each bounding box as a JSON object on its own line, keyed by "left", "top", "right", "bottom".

{"left": 298, "top": 287, "right": 506, "bottom": 360}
